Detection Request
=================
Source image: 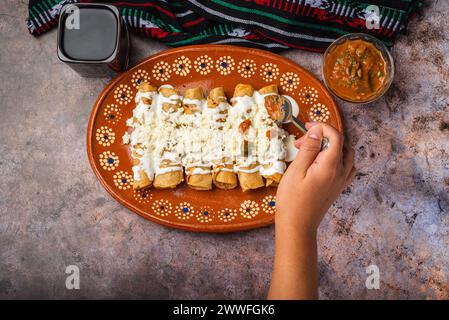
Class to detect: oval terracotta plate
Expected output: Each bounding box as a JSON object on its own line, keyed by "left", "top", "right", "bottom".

{"left": 87, "top": 45, "right": 343, "bottom": 232}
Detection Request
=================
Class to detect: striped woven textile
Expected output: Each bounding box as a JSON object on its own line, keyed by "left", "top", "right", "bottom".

{"left": 27, "top": 0, "right": 423, "bottom": 52}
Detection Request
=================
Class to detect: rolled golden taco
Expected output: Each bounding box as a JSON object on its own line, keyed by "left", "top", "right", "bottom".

{"left": 132, "top": 144, "right": 154, "bottom": 189}
{"left": 130, "top": 81, "right": 158, "bottom": 127}
{"left": 237, "top": 162, "right": 265, "bottom": 192}
{"left": 153, "top": 151, "right": 184, "bottom": 189}
{"left": 259, "top": 84, "right": 285, "bottom": 121}
{"left": 159, "top": 85, "right": 182, "bottom": 113}
{"left": 233, "top": 104, "right": 265, "bottom": 192}
{"left": 136, "top": 82, "right": 157, "bottom": 105}
{"left": 182, "top": 87, "right": 203, "bottom": 114}
{"left": 153, "top": 164, "right": 184, "bottom": 189}
{"left": 153, "top": 86, "right": 184, "bottom": 189}
{"left": 185, "top": 166, "right": 212, "bottom": 190}
{"left": 256, "top": 85, "right": 288, "bottom": 187}
{"left": 205, "top": 87, "right": 238, "bottom": 190}
{"left": 127, "top": 82, "right": 158, "bottom": 189}
{"left": 258, "top": 84, "right": 278, "bottom": 95}
{"left": 181, "top": 88, "right": 213, "bottom": 191}
{"left": 235, "top": 136, "right": 265, "bottom": 191}
{"left": 233, "top": 83, "right": 254, "bottom": 98}
{"left": 207, "top": 87, "right": 227, "bottom": 108}
{"left": 229, "top": 83, "right": 258, "bottom": 123}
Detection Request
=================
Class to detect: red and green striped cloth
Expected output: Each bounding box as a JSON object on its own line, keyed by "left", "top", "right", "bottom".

{"left": 27, "top": 0, "right": 423, "bottom": 52}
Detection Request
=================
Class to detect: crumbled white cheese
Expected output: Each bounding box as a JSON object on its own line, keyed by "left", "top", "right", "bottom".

{"left": 123, "top": 85, "right": 297, "bottom": 181}
{"left": 122, "top": 132, "right": 130, "bottom": 144}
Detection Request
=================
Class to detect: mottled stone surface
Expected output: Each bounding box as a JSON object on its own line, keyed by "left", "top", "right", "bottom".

{"left": 0, "top": 0, "right": 448, "bottom": 299}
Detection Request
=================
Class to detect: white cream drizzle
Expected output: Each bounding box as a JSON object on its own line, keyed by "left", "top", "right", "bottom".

{"left": 183, "top": 98, "right": 203, "bottom": 109}
{"left": 155, "top": 165, "right": 183, "bottom": 175}
{"left": 135, "top": 90, "right": 157, "bottom": 104}
{"left": 125, "top": 85, "right": 300, "bottom": 182}
{"left": 190, "top": 167, "right": 211, "bottom": 175}
{"left": 285, "top": 134, "right": 299, "bottom": 162}
{"left": 235, "top": 165, "right": 261, "bottom": 174}
{"left": 260, "top": 160, "right": 286, "bottom": 176}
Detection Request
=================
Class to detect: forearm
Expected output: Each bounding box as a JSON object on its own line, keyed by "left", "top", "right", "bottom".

{"left": 267, "top": 122, "right": 352, "bottom": 300}
{"left": 268, "top": 219, "right": 318, "bottom": 300}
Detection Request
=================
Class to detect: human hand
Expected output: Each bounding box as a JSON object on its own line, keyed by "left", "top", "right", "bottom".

{"left": 276, "top": 122, "right": 355, "bottom": 233}
{"left": 269, "top": 124, "right": 354, "bottom": 300}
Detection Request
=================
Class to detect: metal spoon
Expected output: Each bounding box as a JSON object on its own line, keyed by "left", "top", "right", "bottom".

{"left": 281, "top": 98, "right": 329, "bottom": 151}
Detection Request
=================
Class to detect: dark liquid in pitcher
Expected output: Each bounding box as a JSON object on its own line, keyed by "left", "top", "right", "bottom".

{"left": 61, "top": 8, "right": 118, "bottom": 61}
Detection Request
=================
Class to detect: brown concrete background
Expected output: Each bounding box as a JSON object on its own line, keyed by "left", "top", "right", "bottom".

{"left": 0, "top": 0, "right": 448, "bottom": 299}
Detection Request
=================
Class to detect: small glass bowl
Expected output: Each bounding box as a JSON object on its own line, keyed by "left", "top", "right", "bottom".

{"left": 322, "top": 33, "right": 395, "bottom": 104}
